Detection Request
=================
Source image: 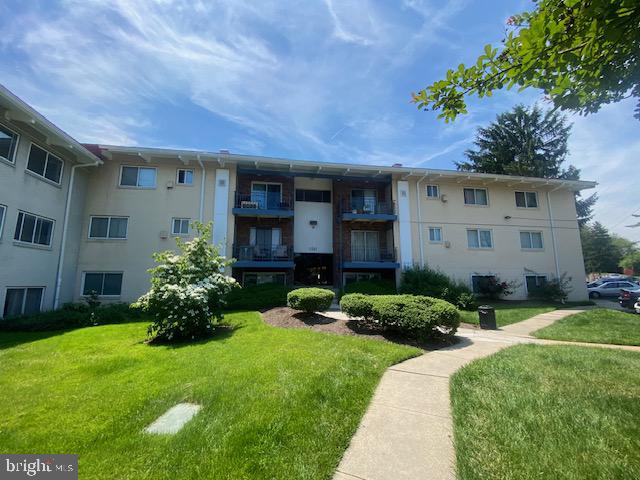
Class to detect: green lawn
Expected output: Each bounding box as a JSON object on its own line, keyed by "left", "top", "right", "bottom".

{"left": 0, "top": 312, "right": 419, "bottom": 480}
{"left": 451, "top": 344, "right": 640, "bottom": 480}
{"left": 458, "top": 301, "right": 557, "bottom": 327}
{"left": 535, "top": 308, "right": 640, "bottom": 346}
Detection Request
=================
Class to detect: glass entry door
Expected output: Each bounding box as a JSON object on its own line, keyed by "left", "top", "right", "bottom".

{"left": 351, "top": 231, "right": 380, "bottom": 262}
{"left": 251, "top": 183, "right": 281, "bottom": 209}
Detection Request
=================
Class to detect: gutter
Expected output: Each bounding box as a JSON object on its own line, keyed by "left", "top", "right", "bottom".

{"left": 416, "top": 174, "right": 428, "bottom": 267}
{"left": 197, "top": 155, "right": 206, "bottom": 222}
{"left": 545, "top": 189, "right": 562, "bottom": 282}
{"left": 53, "top": 161, "right": 100, "bottom": 309}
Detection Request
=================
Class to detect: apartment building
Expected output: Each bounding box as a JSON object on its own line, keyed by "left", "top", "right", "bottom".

{"left": 0, "top": 86, "right": 596, "bottom": 317}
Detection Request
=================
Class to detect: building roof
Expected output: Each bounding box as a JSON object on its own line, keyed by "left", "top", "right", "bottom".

{"left": 95, "top": 144, "right": 597, "bottom": 192}
{"left": 0, "top": 84, "right": 101, "bottom": 165}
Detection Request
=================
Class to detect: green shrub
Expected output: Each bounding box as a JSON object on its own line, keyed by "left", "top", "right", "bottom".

{"left": 529, "top": 273, "right": 573, "bottom": 303}
{"left": 400, "top": 266, "right": 476, "bottom": 310}
{"left": 474, "top": 275, "right": 517, "bottom": 300}
{"left": 343, "top": 279, "right": 397, "bottom": 296}
{"left": 341, "top": 293, "right": 460, "bottom": 340}
{"left": 225, "top": 283, "right": 292, "bottom": 310}
{"left": 287, "top": 288, "right": 334, "bottom": 313}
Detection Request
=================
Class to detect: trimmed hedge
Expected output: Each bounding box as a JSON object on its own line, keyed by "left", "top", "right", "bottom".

{"left": 287, "top": 288, "right": 334, "bottom": 313}
{"left": 225, "top": 283, "right": 292, "bottom": 311}
{"left": 343, "top": 279, "right": 397, "bottom": 296}
{"left": 341, "top": 293, "right": 460, "bottom": 340}
{"left": 0, "top": 303, "right": 144, "bottom": 332}
{"left": 400, "top": 266, "right": 477, "bottom": 311}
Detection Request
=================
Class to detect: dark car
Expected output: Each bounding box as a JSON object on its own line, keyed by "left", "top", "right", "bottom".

{"left": 619, "top": 288, "right": 640, "bottom": 311}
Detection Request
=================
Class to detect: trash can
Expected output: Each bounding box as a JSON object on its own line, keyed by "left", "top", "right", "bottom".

{"left": 478, "top": 305, "right": 497, "bottom": 330}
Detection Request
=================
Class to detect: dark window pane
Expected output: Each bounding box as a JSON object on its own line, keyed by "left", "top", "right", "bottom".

{"left": 27, "top": 145, "right": 47, "bottom": 176}
{"left": 120, "top": 166, "right": 138, "bottom": 186}
{"left": 20, "top": 214, "right": 36, "bottom": 243}
{"left": 44, "top": 155, "right": 63, "bottom": 183}
{"left": 24, "top": 288, "right": 43, "bottom": 315}
{"left": 0, "top": 125, "right": 18, "bottom": 162}
{"left": 14, "top": 212, "right": 23, "bottom": 241}
{"left": 102, "top": 274, "right": 123, "bottom": 296}
{"left": 526, "top": 192, "right": 538, "bottom": 208}
{"left": 464, "top": 188, "right": 475, "bottom": 204}
{"left": 108, "top": 218, "right": 127, "bottom": 238}
{"left": 515, "top": 191, "right": 526, "bottom": 207}
{"left": 83, "top": 273, "right": 103, "bottom": 295}
{"left": 4, "top": 289, "right": 25, "bottom": 317}
{"left": 90, "top": 217, "right": 109, "bottom": 238}
{"left": 35, "top": 219, "right": 53, "bottom": 245}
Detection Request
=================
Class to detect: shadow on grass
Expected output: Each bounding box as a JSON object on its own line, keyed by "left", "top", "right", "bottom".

{"left": 145, "top": 324, "right": 240, "bottom": 349}
{"left": 0, "top": 329, "right": 72, "bottom": 350}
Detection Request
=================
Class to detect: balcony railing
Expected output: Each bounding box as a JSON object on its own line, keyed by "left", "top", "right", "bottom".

{"left": 233, "top": 244, "right": 294, "bottom": 262}
{"left": 341, "top": 198, "right": 396, "bottom": 216}
{"left": 234, "top": 191, "right": 293, "bottom": 211}
{"left": 348, "top": 246, "right": 397, "bottom": 263}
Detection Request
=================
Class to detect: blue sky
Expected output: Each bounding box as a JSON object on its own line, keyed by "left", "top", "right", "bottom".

{"left": 1, "top": 0, "right": 638, "bottom": 240}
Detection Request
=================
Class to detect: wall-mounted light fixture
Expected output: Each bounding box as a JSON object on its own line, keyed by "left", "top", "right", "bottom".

{"left": 310, "top": 220, "right": 318, "bottom": 228}
{"left": 504, "top": 215, "right": 512, "bottom": 220}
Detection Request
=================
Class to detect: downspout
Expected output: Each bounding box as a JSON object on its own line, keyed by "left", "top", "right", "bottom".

{"left": 416, "top": 174, "right": 428, "bottom": 267}
{"left": 545, "top": 189, "right": 561, "bottom": 281}
{"left": 54, "top": 161, "right": 100, "bottom": 309}
{"left": 197, "top": 155, "right": 206, "bottom": 222}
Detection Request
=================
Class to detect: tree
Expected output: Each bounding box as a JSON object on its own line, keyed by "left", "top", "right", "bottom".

{"left": 580, "top": 222, "right": 623, "bottom": 274}
{"left": 459, "top": 104, "right": 595, "bottom": 224}
{"left": 620, "top": 251, "right": 640, "bottom": 274}
{"left": 412, "top": 0, "right": 640, "bottom": 122}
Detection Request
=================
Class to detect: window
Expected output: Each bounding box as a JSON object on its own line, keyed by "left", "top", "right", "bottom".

{"left": 251, "top": 182, "right": 282, "bottom": 209}
{"left": 295, "top": 189, "right": 331, "bottom": 203}
{"left": 3, "top": 287, "right": 44, "bottom": 317}
{"left": 0, "top": 204, "right": 5, "bottom": 238}
{"left": 242, "top": 272, "right": 286, "bottom": 287}
{"left": 172, "top": 218, "right": 190, "bottom": 235}
{"left": 89, "top": 216, "right": 128, "bottom": 239}
{"left": 0, "top": 124, "right": 19, "bottom": 164}
{"left": 176, "top": 169, "right": 194, "bottom": 185}
{"left": 515, "top": 191, "right": 538, "bottom": 208}
{"left": 120, "top": 166, "right": 157, "bottom": 188}
{"left": 351, "top": 230, "right": 380, "bottom": 261}
{"left": 463, "top": 188, "right": 488, "bottom": 206}
{"left": 471, "top": 275, "right": 496, "bottom": 294}
{"left": 428, "top": 227, "right": 442, "bottom": 243}
{"left": 520, "top": 231, "right": 543, "bottom": 249}
{"left": 344, "top": 272, "right": 381, "bottom": 284}
{"left": 426, "top": 185, "right": 439, "bottom": 198}
{"left": 467, "top": 229, "right": 493, "bottom": 249}
{"left": 351, "top": 189, "right": 377, "bottom": 212}
{"left": 14, "top": 211, "right": 54, "bottom": 247}
{"left": 525, "top": 275, "right": 547, "bottom": 295}
{"left": 82, "top": 272, "right": 123, "bottom": 296}
{"left": 26, "top": 144, "right": 63, "bottom": 184}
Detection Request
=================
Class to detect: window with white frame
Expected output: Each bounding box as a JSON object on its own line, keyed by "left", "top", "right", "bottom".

{"left": 467, "top": 228, "right": 493, "bottom": 249}
{"left": 89, "top": 216, "right": 128, "bottom": 239}
{"left": 120, "top": 166, "right": 157, "bottom": 188}
{"left": 14, "top": 211, "right": 54, "bottom": 247}
{"left": 172, "top": 218, "right": 190, "bottom": 235}
{"left": 3, "top": 287, "right": 44, "bottom": 317}
{"left": 242, "top": 272, "right": 286, "bottom": 287}
{"left": 0, "top": 124, "right": 19, "bottom": 164}
{"left": 463, "top": 188, "right": 488, "bottom": 206}
{"left": 26, "top": 144, "right": 63, "bottom": 184}
{"left": 428, "top": 227, "right": 442, "bottom": 243}
{"left": 176, "top": 169, "right": 194, "bottom": 185}
{"left": 426, "top": 185, "right": 439, "bottom": 198}
{"left": 525, "top": 275, "right": 547, "bottom": 295}
{"left": 82, "top": 272, "right": 123, "bottom": 296}
{"left": 520, "top": 231, "right": 543, "bottom": 249}
{"left": 515, "top": 191, "right": 538, "bottom": 208}
{"left": 0, "top": 204, "right": 6, "bottom": 238}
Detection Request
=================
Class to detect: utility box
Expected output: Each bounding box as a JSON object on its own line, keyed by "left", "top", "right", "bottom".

{"left": 478, "top": 305, "right": 497, "bottom": 330}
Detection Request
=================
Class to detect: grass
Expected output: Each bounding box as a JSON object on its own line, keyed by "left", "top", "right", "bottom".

{"left": 458, "top": 300, "right": 557, "bottom": 327}
{"left": 0, "top": 312, "right": 419, "bottom": 480}
{"left": 451, "top": 344, "right": 640, "bottom": 480}
{"left": 535, "top": 308, "right": 640, "bottom": 346}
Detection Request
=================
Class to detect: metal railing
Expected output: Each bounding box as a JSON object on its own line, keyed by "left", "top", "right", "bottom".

{"left": 234, "top": 191, "right": 293, "bottom": 210}
{"left": 342, "top": 198, "right": 395, "bottom": 215}
{"left": 233, "top": 244, "right": 293, "bottom": 262}
{"left": 348, "top": 246, "right": 397, "bottom": 263}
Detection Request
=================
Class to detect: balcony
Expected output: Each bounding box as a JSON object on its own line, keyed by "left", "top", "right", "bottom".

{"left": 232, "top": 244, "right": 295, "bottom": 268}
{"left": 232, "top": 191, "right": 294, "bottom": 218}
{"left": 340, "top": 199, "right": 397, "bottom": 222}
{"left": 343, "top": 246, "right": 399, "bottom": 269}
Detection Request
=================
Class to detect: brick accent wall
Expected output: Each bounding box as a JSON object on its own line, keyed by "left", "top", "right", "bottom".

{"left": 234, "top": 217, "right": 293, "bottom": 246}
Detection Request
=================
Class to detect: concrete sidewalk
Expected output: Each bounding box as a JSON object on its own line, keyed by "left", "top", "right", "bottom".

{"left": 333, "top": 309, "right": 591, "bottom": 480}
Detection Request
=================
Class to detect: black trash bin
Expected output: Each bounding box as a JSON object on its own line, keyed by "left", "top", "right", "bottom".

{"left": 478, "top": 305, "right": 497, "bottom": 330}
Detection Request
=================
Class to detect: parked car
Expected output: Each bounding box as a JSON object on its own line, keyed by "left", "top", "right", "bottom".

{"left": 619, "top": 288, "right": 640, "bottom": 311}
{"left": 588, "top": 280, "right": 640, "bottom": 298}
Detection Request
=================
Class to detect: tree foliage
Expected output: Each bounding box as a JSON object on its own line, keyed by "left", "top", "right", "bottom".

{"left": 459, "top": 104, "right": 596, "bottom": 225}
{"left": 412, "top": 0, "right": 640, "bottom": 122}
{"left": 580, "top": 222, "right": 623, "bottom": 274}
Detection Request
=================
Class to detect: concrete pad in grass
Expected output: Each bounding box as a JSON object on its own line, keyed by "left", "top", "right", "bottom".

{"left": 145, "top": 403, "right": 202, "bottom": 435}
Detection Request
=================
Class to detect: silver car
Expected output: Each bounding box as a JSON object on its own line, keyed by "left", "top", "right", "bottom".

{"left": 588, "top": 280, "right": 640, "bottom": 298}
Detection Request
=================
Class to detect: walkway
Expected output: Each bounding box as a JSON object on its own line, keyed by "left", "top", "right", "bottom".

{"left": 333, "top": 309, "right": 640, "bottom": 480}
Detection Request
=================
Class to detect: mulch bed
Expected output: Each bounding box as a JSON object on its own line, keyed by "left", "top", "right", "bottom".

{"left": 261, "top": 307, "right": 456, "bottom": 349}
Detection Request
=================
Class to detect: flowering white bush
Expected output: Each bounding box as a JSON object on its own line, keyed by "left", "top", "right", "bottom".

{"left": 133, "top": 222, "right": 238, "bottom": 342}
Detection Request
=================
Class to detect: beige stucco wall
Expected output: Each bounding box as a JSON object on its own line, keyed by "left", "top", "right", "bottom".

{"left": 74, "top": 156, "right": 236, "bottom": 303}
{"left": 395, "top": 176, "right": 589, "bottom": 301}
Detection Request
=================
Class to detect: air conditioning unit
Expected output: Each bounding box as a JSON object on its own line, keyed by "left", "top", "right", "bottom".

{"left": 440, "top": 194, "right": 448, "bottom": 203}
{"left": 166, "top": 181, "right": 174, "bottom": 189}
{"left": 444, "top": 240, "right": 451, "bottom": 248}
{"left": 159, "top": 230, "right": 169, "bottom": 239}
